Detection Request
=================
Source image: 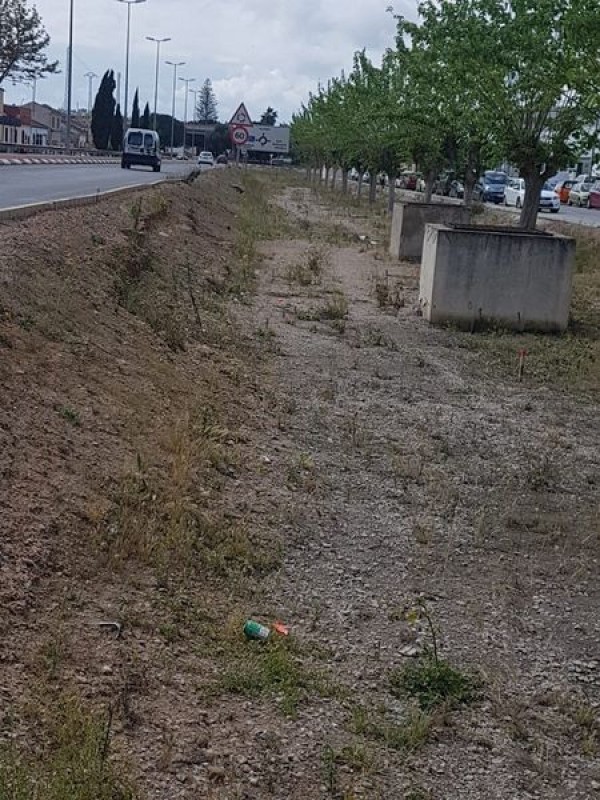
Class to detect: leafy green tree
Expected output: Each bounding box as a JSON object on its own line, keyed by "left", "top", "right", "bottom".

{"left": 0, "top": 0, "right": 58, "bottom": 85}
{"left": 110, "top": 103, "right": 123, "bottom": 150}
{"left": 140, "top": 102, "right": 151, "bottom": 129}
{"left": 91, "top": 69, "right": 116, "bottom": 150}
{"left": 196, "top": 78, "right": 218, "bottom": 122}
{"left": 131, "top": 88, "right": 140, "bottom": 128}
{"left": 259, "top": 107, "right": 278, "bottom": 126}
{"left": 207, "top": 123, "right": 230, "bottom": 155}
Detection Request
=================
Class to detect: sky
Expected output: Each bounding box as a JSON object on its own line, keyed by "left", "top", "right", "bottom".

{"left": 2, "top": 0, "right": 416, "bottom": 123}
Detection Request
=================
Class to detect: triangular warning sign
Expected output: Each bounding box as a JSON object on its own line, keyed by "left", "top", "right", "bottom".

{"left": 229, "top": 103, "right": 252, "bottom": 127}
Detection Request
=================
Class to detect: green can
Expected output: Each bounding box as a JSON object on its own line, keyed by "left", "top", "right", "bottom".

{"left": 243, "top": 620, "right": 270, "bottom": 641}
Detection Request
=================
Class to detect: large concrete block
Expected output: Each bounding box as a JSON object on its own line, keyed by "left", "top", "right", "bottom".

{"left": 389, "top": 201, "right": 472, "bottom": 261}
{"left": 419, "top": 224, "right": 575, "bottom": 332}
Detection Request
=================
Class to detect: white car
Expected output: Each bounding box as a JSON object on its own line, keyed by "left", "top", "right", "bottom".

{"left": 197, "top": 151, "right": 215, "bottom": 168}
{"left": 504, "top": 178, "right": 560, "bottom": 213}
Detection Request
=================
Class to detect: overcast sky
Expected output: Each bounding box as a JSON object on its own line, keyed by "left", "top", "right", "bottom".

{"left": 3, "top": 0, "right": 416, "bottom": 123}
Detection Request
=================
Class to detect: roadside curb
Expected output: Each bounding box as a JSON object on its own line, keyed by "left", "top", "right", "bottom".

{"left": 0, "top": 157, "right": 118, "bottom": 166}
{"left": 0, "top": 171, "right": 197, "bottom": 223}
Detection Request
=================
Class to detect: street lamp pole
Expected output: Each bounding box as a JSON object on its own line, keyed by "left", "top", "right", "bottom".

{"left": 146, "top": 36, "right": 171, "bottom": 131}
{"left": 178, "top": 76, "right": 195, "bottom": 153}
{"left": 166, "top": 60, "right": 185, "bottom": 154}
{"left": 84, "top": 71, "right": 97, "bottom": 118}
{"left": 116, "top": 0, "right": 147, "bottom": 129}
{"left": 66, "top": 0, "right": 74, "bottom": 148}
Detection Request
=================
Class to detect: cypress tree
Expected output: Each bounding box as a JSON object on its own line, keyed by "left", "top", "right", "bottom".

{"left": 140, "top": 102, "right": 151, "bottom": 129}
{"left": 110, "top": 104, "right": 123, "bottom": 150}
{"left": 131, "top": 89, "right": 140, "bottom": 128}
{"left": 91, "top": 69, "right": 116, "bottom": 150}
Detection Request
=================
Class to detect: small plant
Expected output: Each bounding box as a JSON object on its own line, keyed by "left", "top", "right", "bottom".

{"left": 57, "top": 405, "right": 80, "bottom": 427}
{"left": 391, "top": 653, "right": 479, "bottom": 712}
{"left": 321, "top": 291, "right": 349, "bottom": 320}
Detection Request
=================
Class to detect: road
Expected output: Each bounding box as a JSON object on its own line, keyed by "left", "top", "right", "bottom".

{"left": 0, "top": 161, "right": 195, "bottom": 210}
{"left": 483, "top": 200, "right": 600, "bottom": 228}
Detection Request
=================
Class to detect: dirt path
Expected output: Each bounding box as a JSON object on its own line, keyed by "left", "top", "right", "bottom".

{"left": 233, "top": 185, "right": 600, "bottom": 799}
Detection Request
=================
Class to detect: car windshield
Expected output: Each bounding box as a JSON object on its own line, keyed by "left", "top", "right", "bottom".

{"left": 543, "top": 183, "right": 553, "bottom": 191}
{"left": 127, "top": 131, "right": 143, "bottom": 147}
{"left": 581, "top": 183, "right": 592, "bottom": 191}
{"left": 485, "top": 172, "right": 507, "bottom": 185}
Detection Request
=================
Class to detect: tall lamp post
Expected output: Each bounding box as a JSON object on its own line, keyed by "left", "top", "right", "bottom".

{"left": 84, "top": 71, "right": 97, "bottom": 118}
{"left": 166, "top": 60, "right": 185, "bottom": 154}
{"left": 189, "top": 87, "right": 199, "bottom": 151}
{"left": 66, "top": 0, "right": 74, "bottom": 148}
{"left": 178, "top": 76, "right": 195, "bottom": 153}
{"left": 146, "top": 35, "right": 171, "bottom": 130}
{"left": 116, "top": 0, "right": 146, "bottom": 128}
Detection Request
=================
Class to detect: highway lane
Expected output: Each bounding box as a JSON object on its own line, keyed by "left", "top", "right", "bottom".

{"left": 0, "top": 161, "right": 195, "bottom": 210}
{"left": 484, "top": 200, "right": 600, "bottom": 228}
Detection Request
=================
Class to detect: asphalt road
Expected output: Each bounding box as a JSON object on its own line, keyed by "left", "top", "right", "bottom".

{"left": 484, "top": 200, "right": 600, "bottom": 228}
{"left": 0, "top": 161, "right": 195, "bottom": 210}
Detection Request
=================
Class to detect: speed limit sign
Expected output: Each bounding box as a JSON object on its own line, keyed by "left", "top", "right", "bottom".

{"left": 231, "top": 126, "right": 249, "bottom": 145}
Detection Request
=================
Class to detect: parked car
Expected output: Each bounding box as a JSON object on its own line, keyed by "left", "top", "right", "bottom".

{"left": 396, "top": 171, "right": 420, "bottom": 191}
{"left": 554, "top": 180, "right": 575, "bottom": 203}
{"left": 434, "top": 173, "right": 464, "bottom": 198}
{"left": 349, "top": 167, "right": 360, "bottom": 181}
{"left": 197, "top": 151, "right": 215, "bottom": 167}
{"left": 504, "top": 178, "right": 560, "bottom": 212}
{"left": 568, "top": 182, "right": 593, "bottom": 207}
{"left": 216, "top": 153, "right": 228, "bottom": 165}
{"left": 474, "top": 170, "right": 508, "bottom": 203}
{"left": 588, "top": 183, "right": 600, "bottom": 210}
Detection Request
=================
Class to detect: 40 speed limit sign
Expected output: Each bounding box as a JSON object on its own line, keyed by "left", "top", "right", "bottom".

{"left": 230, "top": 125, "right": 249, "bottom": 146}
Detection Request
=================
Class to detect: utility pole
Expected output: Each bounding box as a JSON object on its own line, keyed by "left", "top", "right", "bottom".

{"left": 116, "top": 0, "right": 146, "bottom": 128}
{"left": 146, "top": 36, "right": 171, "bottom": 131}
{"left": 84, "top": 71, "right": 97, "bottom": 117}
{"left": 178, "top": 76, "right": 195, "bottom": 153}
{"left": 66, "top": 0, "right": 74, "bottom": 148}
{"left": 166, "top": 60, "right": 185, "bottom": 154}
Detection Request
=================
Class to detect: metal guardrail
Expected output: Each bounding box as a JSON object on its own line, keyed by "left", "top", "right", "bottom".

{"left": 0, "top": 143, "right": 120, "bottom": 158}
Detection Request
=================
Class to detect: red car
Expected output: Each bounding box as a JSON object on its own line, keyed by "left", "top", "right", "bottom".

{"left": 588, "top": 183, "right": 600, "bottom": 209}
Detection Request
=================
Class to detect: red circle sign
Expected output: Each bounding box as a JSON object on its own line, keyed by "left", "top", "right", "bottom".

{"left": 231, "top": 126, "right": 249, "bottom": 145}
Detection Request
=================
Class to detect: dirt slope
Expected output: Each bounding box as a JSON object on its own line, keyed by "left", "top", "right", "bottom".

{"left": 0, "top": 172, "right": 598, "bottom": 800}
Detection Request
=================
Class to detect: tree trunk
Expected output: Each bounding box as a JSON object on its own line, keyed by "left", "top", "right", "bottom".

{"left": 357, "top": 173, "right": 363, "bottom": 201}
{"left": 387, "top": 173, "right": 396, "bottom": 214}
{"left": 331, "top": 167, "right": 337, "bottom": 190}
{"left": 342, "top": 169, "right": 348, "bottom": 194}
{"left": 424, "top": 168, "right": 436, "bottom": 203}
{"left": 368, "top": 173, "right": 377, "bottom": 204}
{"left": 318, "top": 165, "right": 323, "bottom": 185}
{"left": 463, "top": 172, "right": 477, "bottom": 208}
{"left": 324, "top": 166, "right": 330, "bottom": 187}
{"left": 519, "top": 171, "right": 545, "bottom": 230}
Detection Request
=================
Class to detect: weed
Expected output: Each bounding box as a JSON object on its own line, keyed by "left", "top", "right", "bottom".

{"left": 390, "top": 652, "right": 479, "bottom": 712}
{"left": 321, "top": 291, "right": 349, "bottom": 320}
{"left": 374, "top": 273, "right": 405, "bottom": 309}
{"left": 350, "top": 703, "right": 433, "bottom": 752}
{"left": 57, "top": 405, "right": 80, "bottom": 427}
{"left": 0, "top": 695, "right": 134, "bottom": 800}
{"left": 287, "top": 245, "right": 328, "bottom": 286}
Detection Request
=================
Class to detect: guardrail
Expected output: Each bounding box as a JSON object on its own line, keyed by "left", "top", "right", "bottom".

{"left": 0, "top": 143, "right": 120, "bottom": 157}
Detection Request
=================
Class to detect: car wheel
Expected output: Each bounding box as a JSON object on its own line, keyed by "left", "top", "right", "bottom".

{"left": 568, "top": 198, "right": 572, "bottom": 206}
{"left": 586, "top": 198, "right": 591, "bottom": 209}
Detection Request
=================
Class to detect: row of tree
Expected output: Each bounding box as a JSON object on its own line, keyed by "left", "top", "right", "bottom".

{"left": 291, "top": 0, "right": 600, "bottom": 229}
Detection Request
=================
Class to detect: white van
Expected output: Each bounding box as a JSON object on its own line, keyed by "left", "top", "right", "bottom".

{"left": 121, "top": 128, "right": 161, "bottom": 172}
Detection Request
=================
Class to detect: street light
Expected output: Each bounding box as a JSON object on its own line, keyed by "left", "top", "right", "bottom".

{"left": 178, "top": 76, "right": 195, "bottom": 153}
{"left": 146, "top": 35, "right": 171, "bottom": 130}
{"left": 166, "top": 60, "right": 185, "bottom": 154}
{"left": 116, "top": 0, "right": 146, "bottom": 129}
{"left": 84, "top": 71, "right": 98, "bottom": 118}
{"left": 189, "top": 87, "right": 199, "bottom": 122}
{"left": 66, "top": 0, "right": 74, "bottom": 148}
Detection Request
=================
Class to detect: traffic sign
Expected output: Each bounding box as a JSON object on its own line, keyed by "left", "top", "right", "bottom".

{"left": 231, "top": 125, "right": 249, "bottom": 145}
{"left": 229, "top": 103, "right": 252, "bottom": 127}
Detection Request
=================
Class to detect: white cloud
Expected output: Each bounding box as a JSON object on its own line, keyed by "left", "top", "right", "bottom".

{"left": 2, "top": 0, "right": 416, "bottom": 123}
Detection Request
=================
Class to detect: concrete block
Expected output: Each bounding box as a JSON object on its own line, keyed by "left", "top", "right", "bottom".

{"left": 389, "top": 201, "right": 472, "bottom": 261}
{"left": 419, "top": 224, "right": 575, "bottom": 332}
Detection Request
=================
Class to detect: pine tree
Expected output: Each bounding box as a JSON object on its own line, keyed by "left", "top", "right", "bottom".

{"left": 0, "top": 0, "right": 59, "bottom": 84}
{"left": 110, "top": 104, "right": 123, "bottom": 150}
{"left": 140, "top": 102, "right": 151, "bottom": 129}
{"left": 91, "top": 69, "right": 116, "bottom": 150}
{"left": 259, "top": 107, "right": 278, "bottom": 126}
{"left": 196, "top": 78, "right": 218, "bottom": 122}
{"left": 131, "top": 89, "right": 140, "bottom": 128}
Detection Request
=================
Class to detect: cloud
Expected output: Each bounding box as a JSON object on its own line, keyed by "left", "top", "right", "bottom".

{"left": 2, "top": 0, "right": 416, "bottom": 123}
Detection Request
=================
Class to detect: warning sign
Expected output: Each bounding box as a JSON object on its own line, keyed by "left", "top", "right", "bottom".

{"left": 229, "top": 103, "right": 252, "bottom": 127}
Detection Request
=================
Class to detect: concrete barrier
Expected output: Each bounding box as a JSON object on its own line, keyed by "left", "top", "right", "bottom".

{"left": 419, "top": 224, "right": 575, "bottom": 332}
{"left": 389, "top": 201, "right": 472, "bottom": 261}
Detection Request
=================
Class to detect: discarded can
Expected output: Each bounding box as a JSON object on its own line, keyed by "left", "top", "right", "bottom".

{"left": 243, "top": 620, "right": 270, "bottom": 641}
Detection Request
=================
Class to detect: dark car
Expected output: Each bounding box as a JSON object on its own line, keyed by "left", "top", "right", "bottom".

{"left": 474, "top": 170, "right": 509, "bottom": 203}
{"left": 434, "top": 173, "right": 464, "bottom": 198}
{"left": 216, "top": 154, "right": 228, "bottom": 165}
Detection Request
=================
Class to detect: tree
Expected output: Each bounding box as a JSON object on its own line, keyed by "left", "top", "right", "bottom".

{"left": 131, "top": 88, "right": 140, "bottom": 128}
{"left": 260, "top": 107, "right": 278, "bottom": 126}
{"left": 140, "top": 102, "right": 150, "bottom": 129}
{"left": 196, "top": 78, "right": 218, "bottom": 122}
{"left": 0, "top": 0, "right": 58, "bottom": 85}
{"left": 91, "top": 69, "right": 116, "bottom": 150}
{"left": 110, "top": 103, "right": 123, "bottom": 150}
{"left": 207, "top": 123, "right": 230, "bottom": 156}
